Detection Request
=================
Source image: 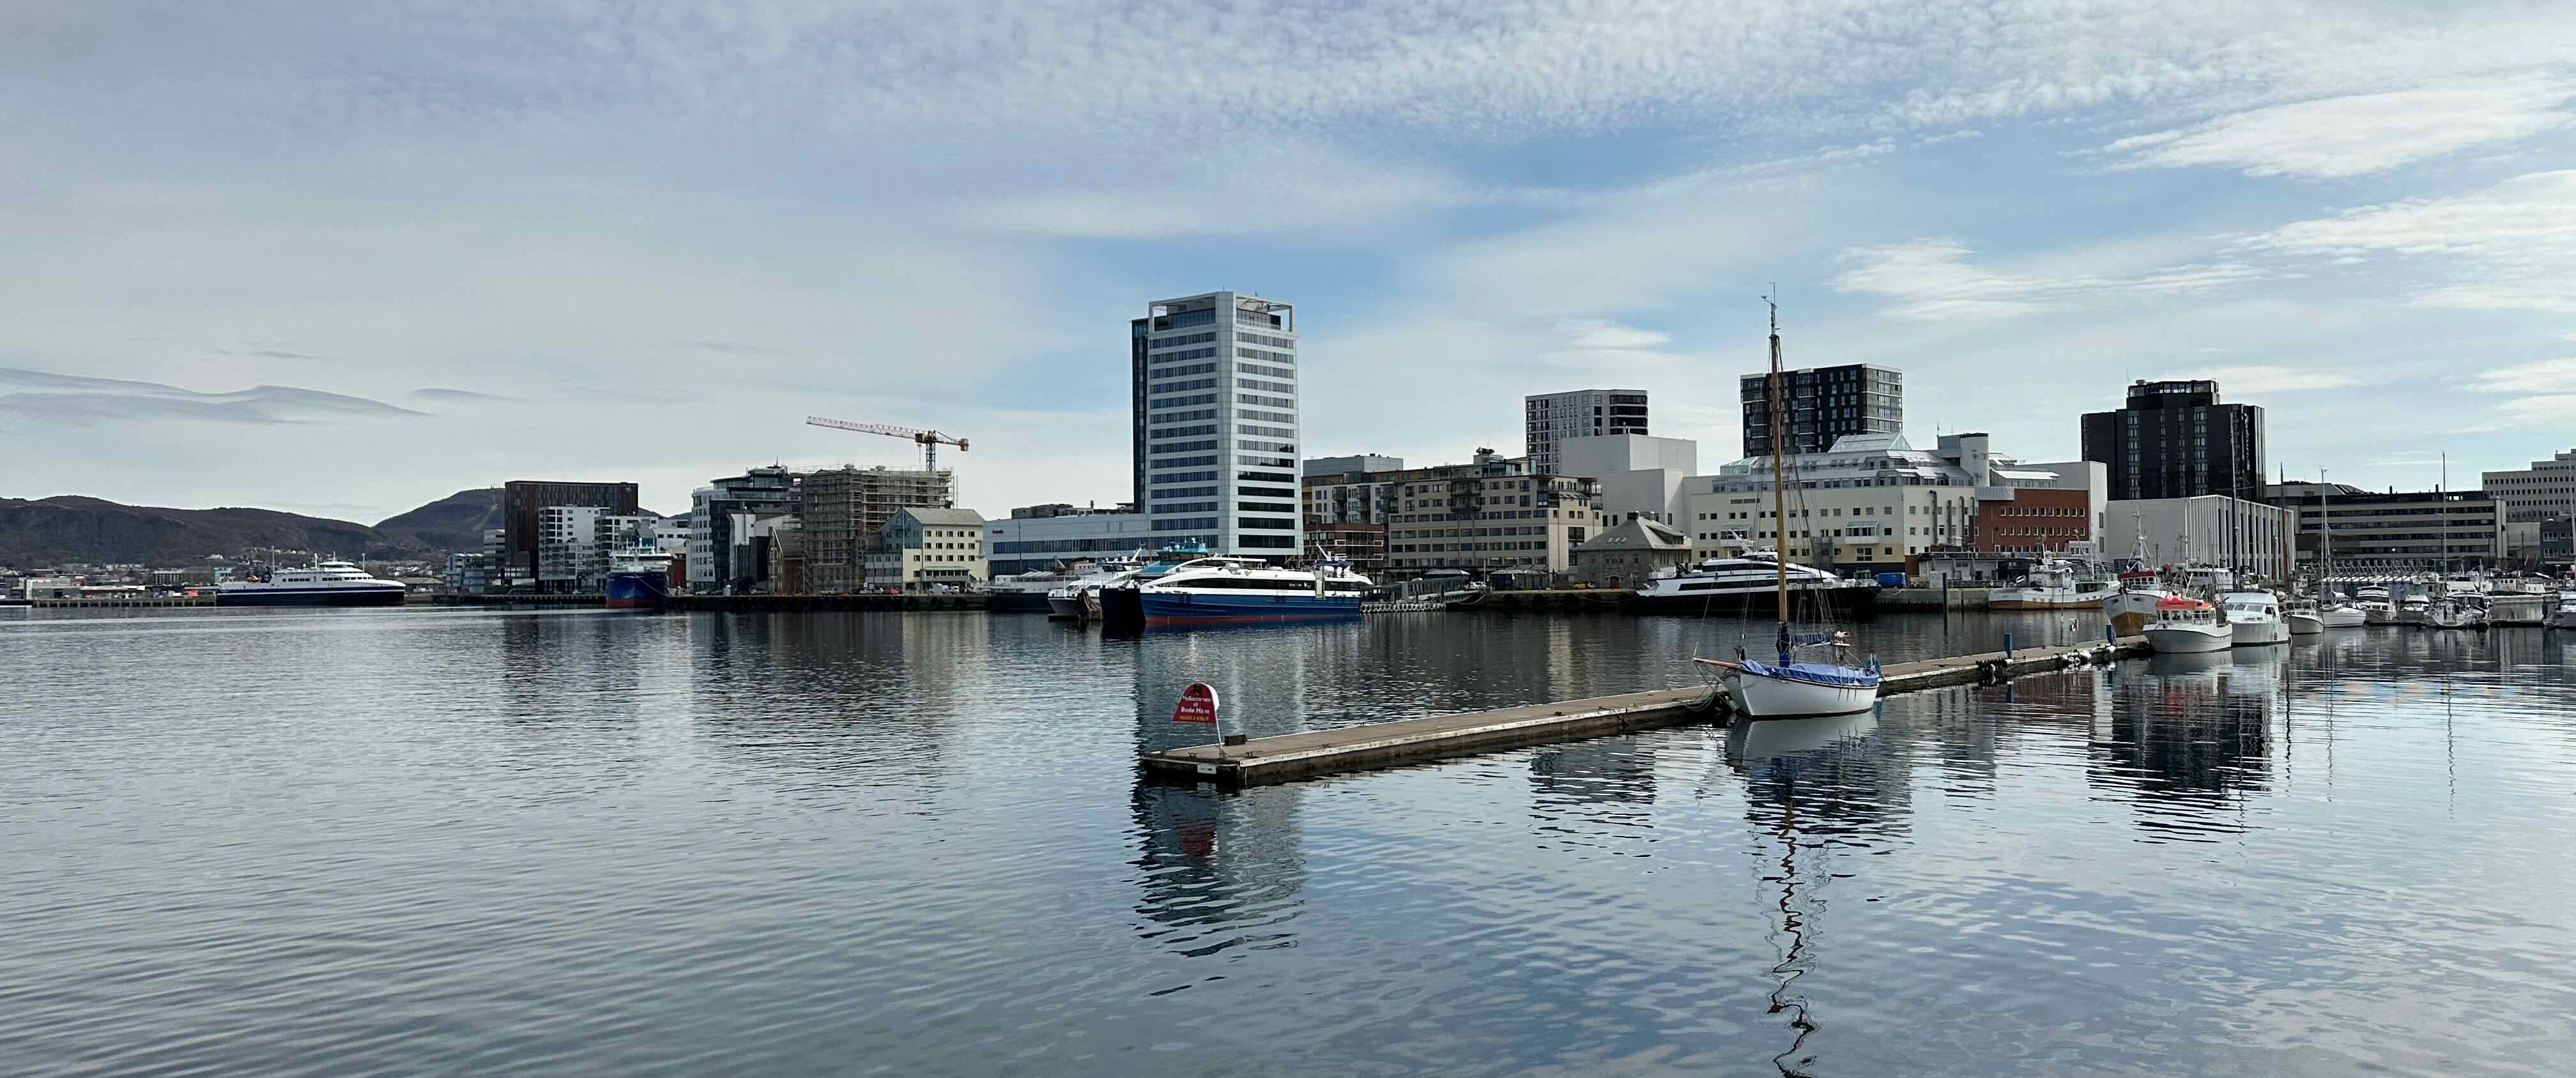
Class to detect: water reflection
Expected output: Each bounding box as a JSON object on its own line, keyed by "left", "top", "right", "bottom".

{"left": 2099, "top": 649, "right": 2279, "bottom": 840}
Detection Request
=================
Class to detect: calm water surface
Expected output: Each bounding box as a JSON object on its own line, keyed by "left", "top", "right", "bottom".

{"left": 5, "top": 607, "right": 2574, "bottom": 1075}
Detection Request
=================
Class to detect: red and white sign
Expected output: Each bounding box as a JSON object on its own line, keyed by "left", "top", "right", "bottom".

{"left": 1172, "top": 683, "right": 1220, "bottom": 725}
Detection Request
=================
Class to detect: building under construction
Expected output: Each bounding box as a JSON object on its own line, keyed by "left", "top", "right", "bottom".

{"left": 799, "top": 466, "right": 956, "bottom": 593}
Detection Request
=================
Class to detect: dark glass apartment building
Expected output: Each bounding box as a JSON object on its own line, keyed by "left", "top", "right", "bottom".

{"left": 1738, "top": 364, "right": 1902, "bottom": 457}
{"left": 2081, "top": 379, "right": 2266, "bottom": 501}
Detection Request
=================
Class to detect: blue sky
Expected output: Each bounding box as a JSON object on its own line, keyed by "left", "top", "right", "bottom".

{"left": 4, "top": 1, "right": 2572, "bottom": 522}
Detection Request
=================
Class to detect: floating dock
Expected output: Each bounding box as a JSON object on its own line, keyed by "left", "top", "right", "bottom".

{"left": 1140, "top": 636, "right": 2148, "bottom": 785}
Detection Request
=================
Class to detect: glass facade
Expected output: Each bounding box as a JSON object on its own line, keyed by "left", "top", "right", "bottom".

{"left": 1132, "top": 292, "right": 1300, "bottom": 561}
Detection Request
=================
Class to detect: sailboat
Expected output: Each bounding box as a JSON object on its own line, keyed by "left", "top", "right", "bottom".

{"left": 1696, "top": 301, "right": 1883, "bottom": 718}
{"left": 2312, "top": 473, "right": 2365, "bottom": 628}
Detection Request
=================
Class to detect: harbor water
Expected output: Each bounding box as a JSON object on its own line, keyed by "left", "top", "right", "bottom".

{"left": 5, "top": 607, "right": 2574, "bottom": 1075}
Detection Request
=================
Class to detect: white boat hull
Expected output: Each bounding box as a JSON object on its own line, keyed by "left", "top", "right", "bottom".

{"left": 2285, "top": 612, "right": 2324, "bottom": 635}
{"left": 2144, "top": 625, "right": 2234, "bottom": 653}
{"left": 1045, "top": 595, "right": 1087, "bottom": 619}
{"left": 2318, "top": 607, "right": 2367, "bottom": 628}
{"left": 2232, "top": 620, "right": 2290, "bottom": 646}
{"left": 1723, "top": 670, "right": 1879, "bottom": 718}
{"left": 1989, "top": 586, "right": 2119, "bottom": 610}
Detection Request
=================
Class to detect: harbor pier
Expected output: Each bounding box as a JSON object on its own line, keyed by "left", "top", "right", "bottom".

{"left": 1141, "top": 635, "right": 2149, "bottom": 785}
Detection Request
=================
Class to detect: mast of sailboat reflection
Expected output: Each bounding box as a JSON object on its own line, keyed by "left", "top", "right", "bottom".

{"left": 1767, "top": 295, "right": 1791, "bottom": 667}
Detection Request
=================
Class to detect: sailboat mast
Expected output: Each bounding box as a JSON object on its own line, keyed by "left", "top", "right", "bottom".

{"left": 1768, "top": 299, "right": 1789, "bottom": 626}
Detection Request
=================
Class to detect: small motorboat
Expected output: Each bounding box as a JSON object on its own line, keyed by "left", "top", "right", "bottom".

{"left": 2143, "top": 596, "right": 2233, "bottom": 653}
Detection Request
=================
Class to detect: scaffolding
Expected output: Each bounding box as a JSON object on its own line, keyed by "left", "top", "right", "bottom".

{"left": 799, "top": 466, "right": 956, "bottom": 593}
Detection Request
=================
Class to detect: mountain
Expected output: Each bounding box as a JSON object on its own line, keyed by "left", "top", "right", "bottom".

{"left": 376, "top": 487, "right": 503, "bottom": 554}
{"left": 0, "top": 496, "right": 427, "bottom": 569}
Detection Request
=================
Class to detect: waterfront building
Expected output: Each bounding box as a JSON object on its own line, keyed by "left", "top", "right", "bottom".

{"left": 2101, "top": 496, "right": 2293, "bottom": 579}
{"left": 535, "top": 506, "right": 608, "bottom": 592}
{"left": 981, "top": 510, "right": 1153, "bottom": 577}
{"left": 1131, "top": 291, "right": 1301, "bottom": 561}
{"left": 1570, "top": 515, "right": 1694, "bottom": 588}
{"left": 441, "top": 551, "right": 494, "bottom": 595}
{"left": 799, "top": 465, "right": 956, "bottom": 594}
{"left": 1305, "top": 523, "right": 1388, "bottom": 573}
{"left": 1525, "top": 390, "right": 1648, "bottom": 474}
{"left": 688, "top": 466, "right": 797, "bottom": 594}
{"left": 863, "top": 507, "right": 988, "bottom": 591}
{"left": 1738, "top": 364, "right": 1901, "bottom": 457}
{"left": 500, "top": 480, "right": 639, "bottom": 589}
{"left": 2481, "top": 448, "right": 2576, "bottom": 523}
{"left": 1560, "top": 434, "right": 1698, "bottom": 526}
{"left": 2271, "top": 487, "right": 2505, "bottom": 570}
{"left": 1378, "top": 449, "right": 1607, "bottom": 579}
{"left": 1305, "top": 454, "right": 1404, "bottom": 477}
{"left": 1680, "top": 433, "right": 2076, "bottom": 572}
{"left": 2080, "top": 379, "right": 2266, "bottom": 501}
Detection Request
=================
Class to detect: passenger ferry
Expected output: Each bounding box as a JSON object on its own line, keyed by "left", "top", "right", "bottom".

{"left": 1632, "top": 552, "right": 1880, "bottom": 616}
{"left": 1098, "top": 556, "right": 1371, "bottom": 627}
{"left": 217, "top": 560, "right": 405, "bottom": 607}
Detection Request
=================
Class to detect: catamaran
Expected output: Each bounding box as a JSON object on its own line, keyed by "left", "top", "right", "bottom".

{"left": 1694, "top": 302, "right": 1882, "bottom": 718}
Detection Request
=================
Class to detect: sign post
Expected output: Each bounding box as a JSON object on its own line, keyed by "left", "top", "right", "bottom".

{"left": 1172, "top": 682, "right": 1222, "bottom": 764}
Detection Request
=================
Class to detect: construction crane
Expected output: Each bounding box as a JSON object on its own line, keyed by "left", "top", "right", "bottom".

{"left": 805, "top": 416, "right": 969, "bottom": 473}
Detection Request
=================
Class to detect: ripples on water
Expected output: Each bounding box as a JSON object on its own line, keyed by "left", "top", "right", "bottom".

{"left": 3, "top": 607, "right": 2573, "bottom": 1075}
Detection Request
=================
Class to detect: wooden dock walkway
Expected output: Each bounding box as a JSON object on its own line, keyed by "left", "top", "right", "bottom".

{"left": 1140, "top": 636, "right": 2147, "bottom": 785}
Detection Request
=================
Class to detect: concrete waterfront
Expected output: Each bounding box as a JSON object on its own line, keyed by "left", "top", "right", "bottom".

{"left": 1142, "top": 635, "right": 2148, "bottom": 785}
{"left": 433, "top": 592, "right": 989, "bottom": 611}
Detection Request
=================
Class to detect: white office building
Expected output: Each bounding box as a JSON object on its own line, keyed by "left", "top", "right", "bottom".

{"left": 1560, "top": 434, "right": 1698, "bottom": 527}
{"left": 983, "top": 511, "right": 1158, "bottom": 577}
{"left": 1525, "top": 389, "right": 1648, "bottom": 476}
{"left": 1132, "top": 292, "right": 1301, "bottom": 560}
{"left": 2483, "top": 448, "right": 2576, "bottom": 523}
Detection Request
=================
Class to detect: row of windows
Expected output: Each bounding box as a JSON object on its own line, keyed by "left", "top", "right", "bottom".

{"left": 1156, "top": 486, "right": 1220, "bottom": 499}
{"left": 1154, "top": 517, "right": 1220, "bottom": 531}
{"left": 1239, "top": 332, "right": 1293, "bottom": 349}
{"left": 1149, "top": 379, "right": 1219, "bottom": 397}
{"left": 1390, "top": 508, "right": 1597, "bottom": 523}
{"left": 1150, "top": 347, "right": 1219, "bottom": 364}
{"left": 1149, "top": 365, "right": 1218, "bottom": 384}
{"left": 1241, "top": 423, "right": 1296, "bottom": 438}
{"left": 1154, "top": 455, "right": 1216, "bottom": 469}
{"left": 1241, "top": 517, "right": 1296, "bottom": 529}
{"left": 1149, "top": 331, "right": 1217, "bottom": 350}
{"left": 1152, "top": 393, "right": 1218, "bottom": 408}
{"left": 1150, "top": 425, "right": 1216, "bottom": 439}
{"left": 1240, "top": 409, "right": 1296, "bottom": 424}
{"left": 1242, "top": 471, "right": 1296, "bottom": 483}
{"left": 1240, "top": 485, "right": 1296, "bottom": 499}
{"left": 1243, "top": 378, "right": 1294, "bottom": 395}
{"left": 1241, "top": 535, "right": 1296, "bottom": 549}
{"left": 1239, "top": 501, "right": 1297, "bottom": 514}
{"left": 1396, "top": 542, "right": 1551, "bottom": 553}
{"left": 1239, "top": 393, "right": 1292, "bottom": 409}
{"left": 1238, "top": 438, "right": 1294, "bottom": 452}
{"left": 1156, "top": 308, "right": 1216, "bottom": 329}
{"left": 1151, "top": 409, "right": 1221, "bottom": 425}
{"left": 1395, "top": 525, "right": 1554, "bottom": 538}
{"left": 1151, "top": 440, "right": 1218, "bottom": 455}
{"left": 1236, "top": 346, "right": 1291, "bottom": 362}
{"left": 1154, "top": 470, "right": 1219, "bottom": 483}
{"left": 1242, "top": 363, "right": 1294, "bottom": 380}
{"left": 1157, "top": 501, "right": 1220, "bottom": 514}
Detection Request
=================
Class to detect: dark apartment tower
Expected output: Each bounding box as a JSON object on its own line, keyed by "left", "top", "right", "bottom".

{"left": 1739, "top": 363, "right": 1903, "bottom": 457}
{"left": 2080, "top": 379, "right": 2267, "bottom": 501}
{"left": 501, "top": 480, "right": 640, "bottom": 581}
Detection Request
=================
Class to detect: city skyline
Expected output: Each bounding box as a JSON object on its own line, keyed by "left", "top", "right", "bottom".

{"left": 6, "top": 3, "right": 2574, "bottom": 522}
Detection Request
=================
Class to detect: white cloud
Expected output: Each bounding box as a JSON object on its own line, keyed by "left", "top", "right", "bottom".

{"left": 1830, "top": 238, "right": 2266, "bottom": 321}
{"left": 1554, "top": 319, "right": 1671, "bottom": 351}
{"left": 2465, "top": 357, "right": 2576, "bottom": 393}
{"left": 2183, "top": 366, "right": 2364, "bottom": 393}
{"left": 2251, "top": 170, "right": 2576, "bottom": 312}
{"left": 2100, "top": 79, "right": 2574, "bottom": 179}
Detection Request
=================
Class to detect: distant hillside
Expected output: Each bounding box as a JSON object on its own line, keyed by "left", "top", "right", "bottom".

{"left": 0, "top": 496, "right": 429, "bottom": 569}
{"left": 376, "top": 487, "right": 503, "bottom": 554}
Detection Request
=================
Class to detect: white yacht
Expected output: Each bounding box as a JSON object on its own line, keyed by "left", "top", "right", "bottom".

{"left": 2547, "top": 594, "right": 2576, "bottom": 630}
{"left": 1097, "top": 556, "right": 1371, "bottom": 626}
{"left": 1989, "top": 556, "right": 2119, "bottom": 610}
{"left": 1043, "top": 555, "right": 1145, "bottom": 619}
{"left": 2284, "top": 601, "right": 2326, "bottom": 635}
{"left": 2488, "top": 593, "right": 2550, "bottom": 626}
{"left": 2143, "top": 596, "right": 2234, "bottom": 653}
{"left": 217, "top": 560, "right": 405, "bottom": 607}
{"left": 2426, "top": 599, "right": 2487, "bottom": 630}
{"left": 1634, "top": 552, "right": 1880, "bottom": 616}
{"left": 2220, "top": 591, "right": 2288, "bottom": 646}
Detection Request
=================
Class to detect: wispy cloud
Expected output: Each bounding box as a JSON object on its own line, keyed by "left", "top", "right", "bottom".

{"left": 2250, "top": 170, "right": 2576, "bottom": 312}
{"left": 0, "top": 367, "right": 420, "bottom": 426}
{"left": 2099, "top": 79, "right": 2573, "bottom": 179}
{"left": 2184, "top": 366, "right": 2364, "bottom": 393}
{"left": 1832, "top": 238, "right": 2266, "bottom": 320}
{"left": 2464, "top": 357, "right": 2576, "bottom": 393}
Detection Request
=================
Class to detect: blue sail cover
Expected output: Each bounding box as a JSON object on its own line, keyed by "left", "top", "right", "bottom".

{"left": 1738, "top": 658, "right": 1883, "bottom": 688}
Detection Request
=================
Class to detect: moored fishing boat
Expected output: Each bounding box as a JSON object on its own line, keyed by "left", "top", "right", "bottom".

{"left": 1988, "top": 556, "right": 2119, "bottom": 610}
{"left": 2142, "top": 595, "right": 2232, "bottom": 653}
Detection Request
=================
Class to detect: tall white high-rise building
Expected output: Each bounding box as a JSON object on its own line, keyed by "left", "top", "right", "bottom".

{"left": 1132, "top": 292, "right": 1301, "bottom": 560}
{"left": 1525, "top": 389, "right": 1649, "bottom": 475}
